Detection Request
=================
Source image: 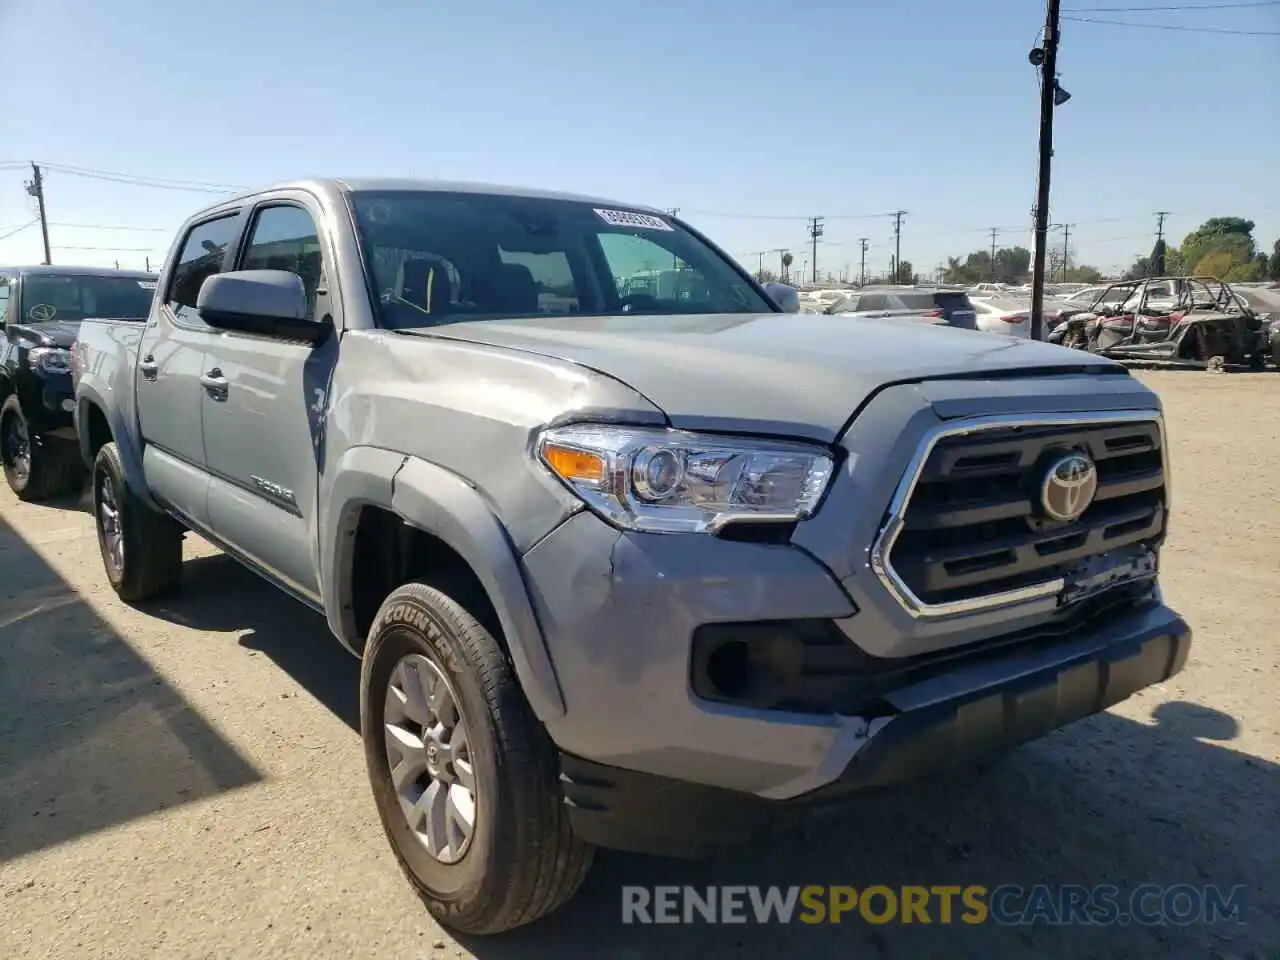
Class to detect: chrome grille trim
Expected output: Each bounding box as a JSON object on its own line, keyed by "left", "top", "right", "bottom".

{"left": 869, "top": 409, "right": 1167, "bottom": 620}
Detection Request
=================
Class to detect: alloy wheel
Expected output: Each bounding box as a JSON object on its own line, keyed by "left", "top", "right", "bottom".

{"left": 383, "top": 653, "right": 478, "bottom": 864}
{"left": 97, "top": 470, "right": 125, "bottom": 575}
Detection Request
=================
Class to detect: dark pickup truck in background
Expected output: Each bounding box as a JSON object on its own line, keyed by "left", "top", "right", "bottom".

{"left": 0, "top": 265, "right": 156, "bottom": 499}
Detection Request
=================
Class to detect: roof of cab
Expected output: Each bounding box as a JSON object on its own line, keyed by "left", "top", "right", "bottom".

{"left": 217, "top": 177, "right": 662, "bottom": 214}
{"left": 0, "top": 265, "right": 157, "bottom": 279}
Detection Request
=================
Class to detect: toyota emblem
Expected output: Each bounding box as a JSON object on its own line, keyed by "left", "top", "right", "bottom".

{"left": 1040, "top": 452, "right": 1098, "bottom": 522}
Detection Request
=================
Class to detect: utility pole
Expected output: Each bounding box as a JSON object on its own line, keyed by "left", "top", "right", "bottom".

{"left": 24, "top": 163, "right": 52, "bottom": 265}
{"left": 772, "top": 248, "right": 789, "bottom": 284}
{"left": 890, "top": 210, "right": 907, "bottom": 283}
{"left": 989, "top": 227, "right": 1000, "bottom": 280}
{"left": 749, "top": 251, "right": 766, "bottom": 280}
{"left": 807, "top": 216, "right": 824, "bottom": 284}
{"left": 1059, "top": 222, "right": 1074, "bottom": 281}
{"left": 145, "top": 256, "right": 151, "bottom": 272}
{"left": 1029, "top": 0, "right": 1063, "bottom": 341}
{"left": 858, "top": 238, "right": 870, "bottom": 286}
{"left": 1151, "top": 211, "right": 1171, "bottom": 276}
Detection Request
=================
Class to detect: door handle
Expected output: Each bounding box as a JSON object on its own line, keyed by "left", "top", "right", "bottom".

{"left": 200, "top": 367, "right": 228, "bottom": 400}
{"left": 139, "top": 355, "right": 158, "bottom": 380}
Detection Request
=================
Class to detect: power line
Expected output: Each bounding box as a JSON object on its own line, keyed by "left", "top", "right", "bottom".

{"left": 52, "top": 245, "right": 164, "bottom": 252}
{"left": 48, "top": 222, "right": 171, "bottom": 231}
{"left": 680, "top": 208, "right": 891, "bottom": 221}
{"left": 1068, "top": 0, "right": 1280, "bottom": 9}
{"left": 36, "top": 162, "right": 246, "bottom": 194}
{"left": 1062, "top": 14, "right": 1280, "bottom": 32}
{"left": 0, "top": 219, "right": 38, "bottom": 242}
{"left": 37, "top": 160, "right": 246, "bottom": 191}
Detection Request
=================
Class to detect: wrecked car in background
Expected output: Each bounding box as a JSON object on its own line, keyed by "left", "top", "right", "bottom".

{"left": 1047, "top": 275, "right": 1267, "bottom": 368}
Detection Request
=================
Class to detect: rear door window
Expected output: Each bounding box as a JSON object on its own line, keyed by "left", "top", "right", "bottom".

{"left": 856, "top": 294, "right": 888, "bottom": 311}
{"left": 894, "top": 292, "right": 936, "bottom": 310}
{"left": 933, "top": 291, "right": 973, "bottom": 311}
{"left": 166, "top": 214, "right": 241, "bottom": 324}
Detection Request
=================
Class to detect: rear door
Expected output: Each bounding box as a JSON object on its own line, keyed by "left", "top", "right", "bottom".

{"left": 199, "top": 196, "right": 338, "bottom": 603}
{"left": 136, "top": 212, "right": 244, "bottom": 526}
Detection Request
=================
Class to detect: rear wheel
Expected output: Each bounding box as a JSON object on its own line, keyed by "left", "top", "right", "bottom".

{"left": 92, "top": 441, "right": 184, "bottom": 601}
{"left": 0, "top": 395, "right": 84, "bottom": 501}
{"left": 360, "top": 582, "right": 593, "bottom": 934}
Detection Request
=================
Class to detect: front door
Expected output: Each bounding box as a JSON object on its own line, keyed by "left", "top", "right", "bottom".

{"left": 201, "top": 199, "right": 337, "bottom": 603}
{"left": 136, "top": 212, "right": 243, "bottom": 525}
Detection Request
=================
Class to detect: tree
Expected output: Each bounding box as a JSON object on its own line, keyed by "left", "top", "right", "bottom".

{"left": 1195, "top": 249, "right": 1239, "bottom": 279}
{"left": 1125, "top": 245, "right": 1184, "bottom": 280}
{"left": 894, "top": 259, "right": 915, "bottom": 284}
{"left": 995, "top": 246, "right": 1031, "bottom": 282}
{"left": 1271, "top": 239, "right": 1280, "bottom": 282}
{"left": 1179, "top": 217, "right": 1255, "bottom": 277}
{"left": 1064, "top": 265, "right": 1103, "bottom": 283}
{"left": 941, "top": 246, "right": 1031, "bottom": 285}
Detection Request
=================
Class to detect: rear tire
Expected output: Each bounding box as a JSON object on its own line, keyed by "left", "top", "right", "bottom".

{"left": 92, "top": 441, "right": 184, "bottom": 602}
{"left": 1, "top": 395, "right": 84, "bottom": 502}
{"left": 360, "top": 582, "right": 593, "bottom": 934}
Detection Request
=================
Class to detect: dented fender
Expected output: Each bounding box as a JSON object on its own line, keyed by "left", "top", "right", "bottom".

{"left": 388, "top": 455, "right": 568, "bottom": 721}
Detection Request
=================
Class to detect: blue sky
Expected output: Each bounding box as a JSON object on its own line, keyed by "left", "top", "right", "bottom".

{"left": 1, "top": 0, "right": 1276, "bottom": 278}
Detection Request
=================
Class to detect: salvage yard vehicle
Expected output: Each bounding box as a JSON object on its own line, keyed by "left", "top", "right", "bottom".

{"left": 825, "top": 285, "right": 978, "bottom": 329}
{"left": 72, "top": 178, "right": 1190, "bottom": 935}
{"left": 0, "top": 265, "right": 156, "bottom": 499}
{"left": 1047, "top": 275, "right": 1266, "bottom": 368}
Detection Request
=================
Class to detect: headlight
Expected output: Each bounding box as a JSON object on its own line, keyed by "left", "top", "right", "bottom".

{"left": 537, "top": 424, "right": 836, "bottom": 533}
{"left": 27, "top": 346, "right": 71, "bottom": 375}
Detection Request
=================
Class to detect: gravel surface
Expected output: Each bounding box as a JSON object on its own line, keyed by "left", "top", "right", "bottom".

{"left": 1, "top": 370, "right": 1277, "bottom": 959}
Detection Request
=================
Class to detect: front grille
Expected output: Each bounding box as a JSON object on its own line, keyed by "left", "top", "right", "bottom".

{"left": 882, "top": 416, "right": 1166, "bottom": 610}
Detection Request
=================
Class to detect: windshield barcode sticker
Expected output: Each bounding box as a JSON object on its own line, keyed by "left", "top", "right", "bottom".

{"left": 594, "top": 209, "right": 673, "bottom": 231}
{"left": 138, "top": 281, "right": 157, "bottom": 290}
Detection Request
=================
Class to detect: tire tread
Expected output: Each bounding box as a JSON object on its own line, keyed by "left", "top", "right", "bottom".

{"left": 1, "top": 395, "right": 84, "bottom": 502}
{"left": 363, "top": 582, "right": 593, "bottom": 934}
{"left": 93, "top": 442, "right": 183, "bottom": 602}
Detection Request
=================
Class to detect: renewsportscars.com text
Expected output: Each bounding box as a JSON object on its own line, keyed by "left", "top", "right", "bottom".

{"left": 621, "top": 884, "right": 1246, "bottom": 926}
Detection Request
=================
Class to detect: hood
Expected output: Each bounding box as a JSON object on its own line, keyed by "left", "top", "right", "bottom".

{"left": 419, "top": 313, "right": 1124, "bottom": 442}
{"left": 9, "top": 320, "right": 82, "bottom": 348}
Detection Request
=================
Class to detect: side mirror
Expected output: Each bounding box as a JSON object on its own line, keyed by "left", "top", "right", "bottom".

{"left": 197, "top": 270, "right": 329, "bottom": 344}
{"left": 762, "top": 281, "right": 800, "bottom": 313}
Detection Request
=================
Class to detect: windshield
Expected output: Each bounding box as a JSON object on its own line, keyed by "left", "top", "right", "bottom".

{"left": 348, "top": 191, "right": 773, "bottom": 329}
{"left": 19, "top": 274, "right": 156, "bottom": 323}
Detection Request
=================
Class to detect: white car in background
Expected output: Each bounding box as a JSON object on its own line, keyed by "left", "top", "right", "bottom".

{"left": 971, "top": 295, "right": 1072, "bottom": 340}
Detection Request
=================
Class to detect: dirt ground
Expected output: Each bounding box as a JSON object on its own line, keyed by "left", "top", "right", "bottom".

{"left": 1, "top": 370, "right": 1277, "bottom": 960}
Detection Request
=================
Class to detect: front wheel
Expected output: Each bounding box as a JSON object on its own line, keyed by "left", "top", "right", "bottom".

{"left": 92, "top": 442, "right": 184, "bottom": 601}
{"left": 360, "top": 582, "right": 593, "bottom": 934}
{"left": 0, "top": 394, "right": 84, "bottom": 501}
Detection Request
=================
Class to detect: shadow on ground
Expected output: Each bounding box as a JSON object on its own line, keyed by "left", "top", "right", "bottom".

{"left": 141, "top": 553, "right": 359, "bottom": 732}
{"left": 133, "top": 553, "right": 1280, "bottom": 959}
{"left": 0, "top": 518, "right": 261, "bottom": 863}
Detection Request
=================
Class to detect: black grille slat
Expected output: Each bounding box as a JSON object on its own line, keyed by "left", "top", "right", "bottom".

{"left": 907, "top": 465, "right": 1163, "bottom": 532}
{"left": 918, "top": 423, "right": 1158, "bottom": 483}
{"left": 888, "top": 420, "right": 1166, "bottom": 605}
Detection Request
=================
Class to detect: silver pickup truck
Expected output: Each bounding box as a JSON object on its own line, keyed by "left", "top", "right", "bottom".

{"left": 72, "top": 178, "right": 1190, "bottom": 935}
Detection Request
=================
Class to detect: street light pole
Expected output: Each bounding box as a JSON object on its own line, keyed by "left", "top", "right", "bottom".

{"left": 1029, "top": 0, "right": 1064, "bottom": 342}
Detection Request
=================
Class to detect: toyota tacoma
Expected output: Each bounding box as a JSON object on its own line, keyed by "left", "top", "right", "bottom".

{"left": 71, "top": 179, "right": 1190, "bottom": 934}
